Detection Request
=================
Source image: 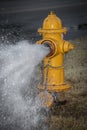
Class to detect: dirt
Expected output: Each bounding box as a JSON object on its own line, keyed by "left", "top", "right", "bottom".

{"left": 48, "top": 37, "right": 87, "bottom": 130}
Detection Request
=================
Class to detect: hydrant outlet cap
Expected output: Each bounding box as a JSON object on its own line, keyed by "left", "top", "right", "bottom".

{"left": 69, "top": 44, "right": 74, "bottom": 50}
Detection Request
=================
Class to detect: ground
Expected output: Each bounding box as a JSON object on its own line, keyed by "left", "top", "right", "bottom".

{"left": 48, "top": 37, "right": 87, "bottom": 130}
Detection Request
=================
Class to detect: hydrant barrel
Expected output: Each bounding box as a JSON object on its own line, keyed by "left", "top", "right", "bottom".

{"left": 37, "top": 12, "right": 74, "bottom": 96}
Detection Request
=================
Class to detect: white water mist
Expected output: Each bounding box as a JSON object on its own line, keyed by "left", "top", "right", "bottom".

{"left": 0, "top": 40, "right": 49, "bottom": 130}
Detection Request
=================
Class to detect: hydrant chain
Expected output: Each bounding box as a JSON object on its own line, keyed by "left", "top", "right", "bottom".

{"left": 43, "top": 59, "right": 50, "bottom": 90}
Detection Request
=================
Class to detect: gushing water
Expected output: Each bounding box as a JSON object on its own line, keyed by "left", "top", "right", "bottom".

{"left": 0, "top": 40, "right": 49, "bottom": 130}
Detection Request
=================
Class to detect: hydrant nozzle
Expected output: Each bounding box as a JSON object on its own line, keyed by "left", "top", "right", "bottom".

{"left": 37, "top": 12, "right": 74, "bottom": 108}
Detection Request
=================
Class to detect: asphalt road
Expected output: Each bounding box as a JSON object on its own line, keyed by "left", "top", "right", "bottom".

{"left": 0, "top": 0, "right": 87, "bottom": 40}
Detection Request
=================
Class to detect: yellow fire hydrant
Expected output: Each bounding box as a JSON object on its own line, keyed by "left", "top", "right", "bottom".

{"left": 37, "top": 12, "right": 74, "bottom": 107}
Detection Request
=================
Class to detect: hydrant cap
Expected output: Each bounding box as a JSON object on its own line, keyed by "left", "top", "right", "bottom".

{"left": 38, "top": 12, "right": 67, "bottom": 34}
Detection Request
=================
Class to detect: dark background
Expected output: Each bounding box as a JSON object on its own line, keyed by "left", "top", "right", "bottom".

{"left": 0, "top": 0, "right": 87, "bottom": 41}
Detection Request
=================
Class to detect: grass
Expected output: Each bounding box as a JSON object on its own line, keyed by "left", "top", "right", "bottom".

{"left": 47, "top": 37, "right": 87, "bottom": 130}
{"left": 49, "top": 90, "right": 87, "bottom": 130}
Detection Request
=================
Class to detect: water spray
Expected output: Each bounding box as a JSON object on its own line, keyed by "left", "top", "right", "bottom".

{"left": 0, "top": 41, "right": 50, "bottom": 129}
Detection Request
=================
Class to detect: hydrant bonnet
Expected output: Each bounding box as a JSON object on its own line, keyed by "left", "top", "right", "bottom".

{"left": 38, "top": 12, "right": 67, "bottom": 34}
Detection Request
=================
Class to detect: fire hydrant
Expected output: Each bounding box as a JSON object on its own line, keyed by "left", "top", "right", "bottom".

{"left": 37, "top": 12, "right": 74, "bottom": 107}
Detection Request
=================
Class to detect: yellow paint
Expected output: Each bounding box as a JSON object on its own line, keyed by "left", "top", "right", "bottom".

{"left": 37, "top": 12, "right": 74, "bottom": 107}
